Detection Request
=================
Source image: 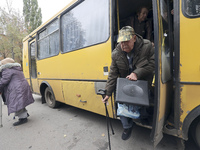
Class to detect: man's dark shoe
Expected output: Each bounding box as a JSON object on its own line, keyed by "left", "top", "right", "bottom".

{"left": 13, "top": 118, "right": 28, "bottom": 126}
{"left": 121, "top": 127, "right": 132, "bottom": 140}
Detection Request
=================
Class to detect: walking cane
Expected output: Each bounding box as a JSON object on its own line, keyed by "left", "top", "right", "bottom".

{"left": 0, "top": 95, "right": 3, "bottom": 128}
{"left": 97, "top": 89, "right": 114, "bottom": 150}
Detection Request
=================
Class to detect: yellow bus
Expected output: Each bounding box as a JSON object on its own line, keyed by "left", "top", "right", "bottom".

{"left": 22, "top": 0, "right": 200, "bottom": 148}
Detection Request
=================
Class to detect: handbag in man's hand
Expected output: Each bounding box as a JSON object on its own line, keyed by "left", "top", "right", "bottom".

{"left": 115, "top": 78, "right": 149, "bottom": 106}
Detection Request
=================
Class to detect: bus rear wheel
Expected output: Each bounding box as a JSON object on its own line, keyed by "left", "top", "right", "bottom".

{"left": 44, "top": 87, "right": 60, "bottom": 108}
{"left": 191, "top": 117, "right": 200, "bottom": 149}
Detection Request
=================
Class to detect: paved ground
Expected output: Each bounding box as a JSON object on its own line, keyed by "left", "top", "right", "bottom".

{"left": 0, "top": 94, "right": 198, "bottom": 150}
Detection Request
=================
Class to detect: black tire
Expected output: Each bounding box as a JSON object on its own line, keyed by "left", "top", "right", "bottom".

{"left": 191, "top": 117, "right": 200, "bottom": 149}
{"left": 44, "top": 87, "right": 60, "bottom": 108}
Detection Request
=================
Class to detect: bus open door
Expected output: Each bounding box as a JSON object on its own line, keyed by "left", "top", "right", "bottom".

{"left": 150, "top": 0, "right": 174, "bottom": 147}
{"left": 28, "top": 38, "right": 40, "bottom": 94}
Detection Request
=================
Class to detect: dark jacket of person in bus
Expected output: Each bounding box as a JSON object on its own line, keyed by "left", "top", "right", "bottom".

{"left": 125, "top": 6, "right": 152, "bottom": 41}
{"left": 102, "top": 26, "right": 154, "bottom": 141}
{"left": 0, "top": 58, "right": 34, "bottom": 126}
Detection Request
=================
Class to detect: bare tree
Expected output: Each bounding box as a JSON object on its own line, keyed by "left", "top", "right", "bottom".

{"left": 0, "top": 0, "right": 27, "bottom": 63}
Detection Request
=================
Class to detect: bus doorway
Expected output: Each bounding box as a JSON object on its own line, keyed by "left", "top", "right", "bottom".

{"left": 29, "top": 39, "right": 40, "bottom": 94}
{"left": 115, "top": 0, "right": 174, "bottom": 146}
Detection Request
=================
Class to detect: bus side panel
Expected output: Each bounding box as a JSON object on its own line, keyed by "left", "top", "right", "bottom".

{"left": 180, "top": 85, "right": 200, "bottom": 126}
{"left": 179, "top": 0, "right": 200, "bottom": 130}
{"left": 36, "top": 42, "right": 111, "bottom": 81}
{"left": 62, "top": 80, "right": 113, "bottom": 117}
{"left": 35, "top": 39, "right": 113, "bottom": 115}
{"left": 180, "top": 16, "right": 200, "bottom": 83}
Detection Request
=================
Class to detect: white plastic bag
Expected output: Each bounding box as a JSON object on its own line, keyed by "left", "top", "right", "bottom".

{"left": 117, "top": 103, "right": 140, "bottom": 119}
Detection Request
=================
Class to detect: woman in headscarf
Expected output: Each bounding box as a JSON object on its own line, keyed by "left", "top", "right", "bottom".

{"left": 0, "top": 58, "right": 34, "bottom": 126}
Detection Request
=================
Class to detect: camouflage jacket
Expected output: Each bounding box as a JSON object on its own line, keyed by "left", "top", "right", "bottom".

{"left": 105, "top": 34, "right": 155, "bottom": 96}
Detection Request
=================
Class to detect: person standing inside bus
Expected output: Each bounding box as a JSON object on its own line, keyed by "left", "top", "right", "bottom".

{"left": 102, "top": 26, "right": 154, "bottom": 140}
{"left": 0, "top": 58, "right": 34, "bottom": 126}
{"left": 125, "top": 6, "right": 152, "bottom": 41}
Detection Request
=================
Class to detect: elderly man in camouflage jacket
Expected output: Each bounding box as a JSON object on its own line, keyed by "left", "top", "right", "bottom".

{"left": 102, "top": 26, "right": 155, "bottom": 140}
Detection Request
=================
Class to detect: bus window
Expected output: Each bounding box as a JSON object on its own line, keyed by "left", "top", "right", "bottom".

{"left": 183, "top": 0, "right": 200, "bottom": 18}
{"left": 37, "top": 19, "right": 59, "bottom": 59}
{"left": 61, "top": 0, "right": 109, "bottom": 53}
